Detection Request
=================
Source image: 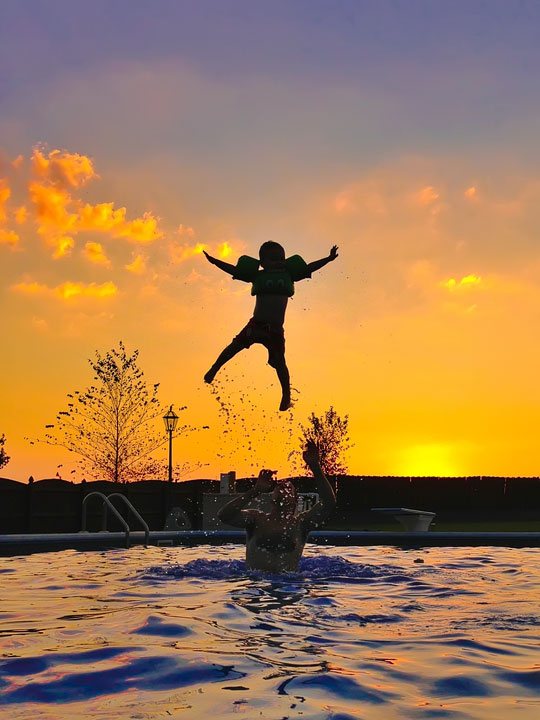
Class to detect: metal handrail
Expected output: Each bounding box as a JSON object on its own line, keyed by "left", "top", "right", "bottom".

{"left": 107, "top": 493, "right": 149, "bottom": 547}
{"left": 80, "top": 491, "right": 130, "bottom": 548}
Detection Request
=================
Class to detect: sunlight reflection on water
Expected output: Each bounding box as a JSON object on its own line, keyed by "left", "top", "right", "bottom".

{"left": 1, "top": 545, "right": 540, "bottom": 719}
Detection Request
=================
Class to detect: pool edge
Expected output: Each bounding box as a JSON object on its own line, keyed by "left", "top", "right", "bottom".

{"left": 2, "top": 530, "right": 540, "bottom": 556}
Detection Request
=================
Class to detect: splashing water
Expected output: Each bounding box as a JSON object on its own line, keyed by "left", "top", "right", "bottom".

{"left": 141, "top": 555, "right": 417, "bottom": 589}
{"left": 205, "top": 372, "right": 301, "bottom": 475}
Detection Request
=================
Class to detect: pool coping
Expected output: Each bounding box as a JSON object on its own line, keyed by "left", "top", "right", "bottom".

{"left": 2, "top": 530, "right": 540, "bottom": 556}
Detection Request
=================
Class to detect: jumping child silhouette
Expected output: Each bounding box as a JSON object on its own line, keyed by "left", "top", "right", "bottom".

{"left": 203, "top": 241, "right": 338, "bottom": 410}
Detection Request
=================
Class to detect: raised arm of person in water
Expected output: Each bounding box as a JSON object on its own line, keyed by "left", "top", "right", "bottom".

{"left": 306, "top": 245, "right": 339, "bottom": 274}
{"left": 299, "top": 440, "right": 337, "bottom": 530}
{"left": 203, "top": 250, "right": 236, "bottom": 276}
{"left": 217, "top": 469, "right": 275, "bottom": 527}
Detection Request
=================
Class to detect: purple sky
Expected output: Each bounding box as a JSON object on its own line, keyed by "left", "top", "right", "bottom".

{"left": 3, "top": 1, "right": 540, "bottom": 165}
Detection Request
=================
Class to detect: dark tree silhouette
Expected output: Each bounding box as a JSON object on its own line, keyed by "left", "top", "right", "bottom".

{"left": 36, "top": 342, "right": 187, "bottom": 483}
{"left": 0, "top": 434, "right": 10, "bottom": 470}
{"left": 297, "top": 406, "right": 352, "bottom": 476}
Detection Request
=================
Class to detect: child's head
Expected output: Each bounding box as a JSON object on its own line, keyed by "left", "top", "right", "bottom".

{"left": 259, "top": 241, "right": 285, "bottom": 269}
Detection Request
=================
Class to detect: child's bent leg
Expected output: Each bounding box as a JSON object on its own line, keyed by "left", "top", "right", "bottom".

{"left": 204, "top": 341, "right": 246, "bottom": 383}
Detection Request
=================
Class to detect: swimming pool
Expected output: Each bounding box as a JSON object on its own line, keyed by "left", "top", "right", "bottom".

{"left": 1, "top": 545, "right": 539, "bottom": 719}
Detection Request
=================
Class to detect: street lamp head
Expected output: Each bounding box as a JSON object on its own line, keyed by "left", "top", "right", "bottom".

{"left": 163, "top": 405, "right": 179, "bottom": 433}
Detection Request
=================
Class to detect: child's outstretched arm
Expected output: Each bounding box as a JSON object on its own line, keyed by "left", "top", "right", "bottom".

{"left": 306, "top": 245, "right": 339, "bottom": 274}
{"left": 203, "top": 250, "right": 236, "bottom": 276}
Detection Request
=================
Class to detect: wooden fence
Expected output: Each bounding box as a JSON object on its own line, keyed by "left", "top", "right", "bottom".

{"left": 1, "top": 474, "right": 539, "bottom": 534}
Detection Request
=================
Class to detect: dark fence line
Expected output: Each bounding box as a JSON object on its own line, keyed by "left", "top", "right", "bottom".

{"left": 0, "top": 478, "right": 215, "bottom": 534}
{"left": 337, "top": 475, "right": 537, "bottom": 511}
{"left": 1, "top": 474, "right": 540, "bottom": 534}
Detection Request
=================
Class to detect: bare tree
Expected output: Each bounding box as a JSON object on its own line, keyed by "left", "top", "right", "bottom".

{"left": 297, "top": 406, "right": 352, "bottom": 476}
{"left": 0, "top": 434, "right": 10, "bottom": 470}
{"left": 35, "top": 342, "right": 187, "bottom": 483}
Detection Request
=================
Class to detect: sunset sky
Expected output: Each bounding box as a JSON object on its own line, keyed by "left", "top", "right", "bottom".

{"left": 3, "top": 1, "right": 540, "bottom": 481}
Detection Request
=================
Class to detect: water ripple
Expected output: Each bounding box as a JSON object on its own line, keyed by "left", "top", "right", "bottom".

{"left": 1, "top": 545, "right": 540, "bottom": 719}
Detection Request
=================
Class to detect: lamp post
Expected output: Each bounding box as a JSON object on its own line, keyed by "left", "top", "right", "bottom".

{"left": 163, "top": 405, "right": 179, "bottom": 484}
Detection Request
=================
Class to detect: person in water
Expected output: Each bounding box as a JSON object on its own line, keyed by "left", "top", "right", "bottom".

{"left": 203, "top": 241, "right": 339, "bottom": 411}
{"left": 217, "top": 440, "right": 336, "bottom": 573}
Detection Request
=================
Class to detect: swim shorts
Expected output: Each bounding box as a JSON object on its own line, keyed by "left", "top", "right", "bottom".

{"left": 233, "top": 317, "right": 285, "bottom": 367}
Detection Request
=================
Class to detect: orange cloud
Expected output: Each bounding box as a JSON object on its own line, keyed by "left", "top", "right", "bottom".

{"left": 29, "top": 181, "right": 78, "bottom": 236}
{"left": 13, "top": 280, "right": 118, "bottom": 300}
{"left": 333, "top": 191, "right": 353, "bottom": 213}
{"left": 7, "top": 145, "right": 167, "bottom": 258}
{"left": 118, "top": 211, "right": 162, "bottom": 243}
{"left": 169, "top": 240, "right": 240, "bottom": 265}
{"left": 405, "top": 259, "right": 437, "bottom": 288}
{"left": 218, "top": 241, "right": 232, "bottom": 258}
{"left": 405, "top": 262, "right": 485, "bottom": 304}
{"left": 414, "top": 185, "right": 440, "bottom": 206}
{"left": 0, "top": 228, "right": 19, "bottom": 248}
{"left": 12, "top": 281, "right": 43, "bottom": 295}
{"left": 52, "top": 236, "right": 75, "bottom": 259}
{"left": 177, "top": 224, "right": 196, "bottom": 237}
{"left": 465, "top": 186, "right": 477, "bottom": 199}
{"left": 55, "top": 281, "right": 117, "bottom": 300}
{"left": 443, "top": 274, "right": 482, "bottom": 290}
{"left": 14, "top": 206, "right": 28, "bottom": 224}
{"left": 170, "top": 241, "right": 207, "bottom": 264}
{"left": 185, "top": 268, "right": 203, "bottom": 283}
{"left": 77, "top": 203, "right": 163, "bottom": 243}
{"left": 28, "top": 180, "right": 77, "bottom": 257}
{"left": 31, "top": 148, "right": 97, "bottom": 187}
{"left": 77, "top": 202, "right": 135, "bottom": 233}
{"left": 31, "top": 316, "right": 49, "bottom": 332}
{"left": 83, "top": 241, "right": 111, "bottom": 266}
{"left": 28, "top": 175, "right": 163, "bottom": 254}
{"left": 11, "top": 155, "right": 24, "bottom": 169}
{"left": 0, "top": 178, "right": 10, "bottom": 221}
{"left": 332, "top": 183, "right": 386, "bottom": 216}
{"left": 125, "top": 254, "right": 147, "bottom": 274}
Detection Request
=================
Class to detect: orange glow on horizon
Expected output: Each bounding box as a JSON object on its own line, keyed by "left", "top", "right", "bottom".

{"left": 396, "top": 443, "right": 464, "bottom": 478}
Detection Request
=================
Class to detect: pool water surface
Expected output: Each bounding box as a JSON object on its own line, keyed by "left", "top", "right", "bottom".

{"left": 1, "top": 545, "right": 539, "bottom": 719}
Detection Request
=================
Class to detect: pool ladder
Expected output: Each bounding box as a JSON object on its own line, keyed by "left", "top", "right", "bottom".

{"left": 80, "top": 491, "right": 150, "bottom": 548}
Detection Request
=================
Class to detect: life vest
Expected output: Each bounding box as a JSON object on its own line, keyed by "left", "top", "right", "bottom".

{"left": 233, "top": 255, "right": 311, "bottom": 297}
